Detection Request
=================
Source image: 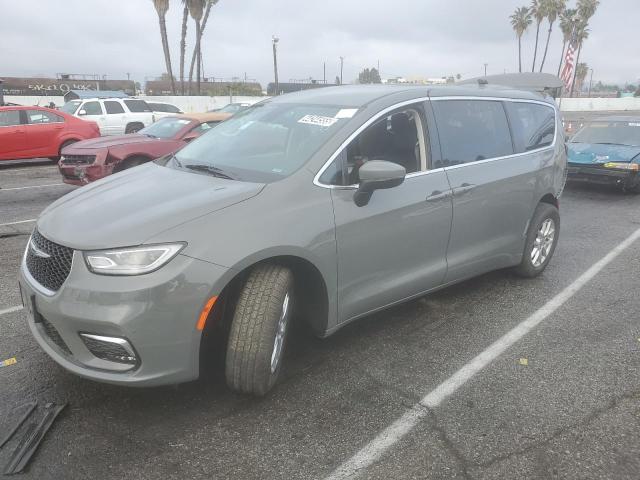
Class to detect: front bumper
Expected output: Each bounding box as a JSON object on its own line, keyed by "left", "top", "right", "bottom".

{"left": 566, "top": 164, "right": 639, "bottom": 189}
{"left": 58, "top": 163, "right": 114, "bottom": 185}
{"left": 19, "top": 247, "right": 229, "bottom": 387}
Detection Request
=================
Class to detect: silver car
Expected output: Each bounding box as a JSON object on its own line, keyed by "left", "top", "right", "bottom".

{"left": 19, "top": 85, "right": 566, "bottom": 395}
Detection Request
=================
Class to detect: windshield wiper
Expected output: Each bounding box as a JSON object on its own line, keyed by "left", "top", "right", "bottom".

{"left": 184, "top": 164, "right": 236, "bottom": 180}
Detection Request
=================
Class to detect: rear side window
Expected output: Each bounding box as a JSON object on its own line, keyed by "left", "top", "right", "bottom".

{"left": 124, "top": 100, "right": 151, "bottom": 113}
{"left": 149, "top": 103, "right": 181, "bottom": 113}
{"left": 0, "top": 110, "right": 22, "bottom": 127}
{"left": 432, "top": 100, "right": 513, "bottom": 166}
{"left": 26, "top": 110, "right": 63, "bottom": 124}
{"left": 104, "top": 101, "right": 125, "bottom": 114}
{"left": 506, "top": 102, "right": 555, "bottom": 152}
{"left": 82, "top": 101, "right": 103, "bottom": 115}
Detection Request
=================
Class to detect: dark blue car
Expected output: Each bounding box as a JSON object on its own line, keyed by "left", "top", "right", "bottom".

{"left": 567, "top": 116, "right": 640, "bottom": 193}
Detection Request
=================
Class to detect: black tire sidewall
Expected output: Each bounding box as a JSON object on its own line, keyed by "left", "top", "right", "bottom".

{"left": 518, "top": 203, "right": 560, "bottom": 277}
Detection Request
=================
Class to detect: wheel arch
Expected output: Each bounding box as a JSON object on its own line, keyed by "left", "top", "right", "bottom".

{"left": 112, "top": 154, "right": 152, "bottom": 172}
{"left": 539, "top": 192, "right": 559, "bottom": 209}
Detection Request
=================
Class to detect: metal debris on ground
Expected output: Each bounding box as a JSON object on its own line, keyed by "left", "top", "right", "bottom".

{"left": 3, "top": 402, "right": 67, "bottom": 475}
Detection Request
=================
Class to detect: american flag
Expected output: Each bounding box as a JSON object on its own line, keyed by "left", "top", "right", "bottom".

{"left": 560, "top": 30, "right": 579, "bottom": 93}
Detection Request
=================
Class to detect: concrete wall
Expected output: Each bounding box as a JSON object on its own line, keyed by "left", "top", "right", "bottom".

{"left": 4, "top": 95, "right": 266, "bottom": 112}
{"left": 557, "top": 97, "right": 640, "bottom": 112}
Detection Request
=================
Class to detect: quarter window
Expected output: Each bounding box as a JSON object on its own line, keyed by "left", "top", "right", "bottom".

{"left": 82, "top": 101, "right": 103, "bottom": 115}
{"left": 26, "top": 110, "right": 63, "bottom": 124}
{"left": 506, "top": 102, "right": 555, "bottom": 152}
{"left": 0, "top": 110, "right": 22, "bottom": 127}
{"left": 320, "top": 106, "right": 428, "bottom": 186}
{"left": 104, "top": 101, "right": 125, "bottom": 114}
{"left": 124, "top": 100, "right": 151, "bottom": 112}
{"left": 432, "top": 100, "right": 513, "bottom": 166}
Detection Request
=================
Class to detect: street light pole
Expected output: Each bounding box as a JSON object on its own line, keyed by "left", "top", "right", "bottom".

{"left": 339, "top": 56, "right": 344, "bottom": 85}
{"left": 272, "top": 36, "right": 279, "bottom": 95}
{"left": 588, "top": 68, "right": 594, "bottom": 98}
{"left": 484, "top": 63, "right": 488, "bottom": 76}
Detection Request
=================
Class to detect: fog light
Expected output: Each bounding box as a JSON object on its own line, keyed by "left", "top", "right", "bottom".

{"left": 80, "top": 333, "right": 138, "bottom": 365}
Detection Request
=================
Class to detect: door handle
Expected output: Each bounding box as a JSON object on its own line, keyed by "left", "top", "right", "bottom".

{"left": 426, "top": 190, "right": 451, "bottom": 202}
{"left": 453, "top": 183, "right": 476, "bottom": 195}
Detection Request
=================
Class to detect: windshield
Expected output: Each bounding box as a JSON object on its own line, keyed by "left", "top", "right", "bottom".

{"left": 171, "top": 102, "right": 354, "bottom": 182}
{"left": 139, "top": 117, "right": 192, "bottom": 138}
{"left": 571, "top": 121, "right": 640, "bottom": 147}
{"left": 61, "top": 100, "right": 81, "bottom": 115}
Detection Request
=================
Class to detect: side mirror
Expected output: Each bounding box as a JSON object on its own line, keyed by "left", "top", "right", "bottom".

{"left": 354, "top": 160, "right": 406, "bottom": 207}
{"left": 78, "top": 109, "right": 87, "bottom": 116}
{"left": 182, "top": 132, "right": 200, "bottom": 142}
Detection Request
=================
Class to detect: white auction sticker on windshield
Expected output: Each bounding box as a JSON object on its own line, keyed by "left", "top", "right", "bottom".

{"left": 335, "top": 108, "right": 358, "bottom": 119}
{"left": 298, "top": 115, "right": 338, "bottom": 127}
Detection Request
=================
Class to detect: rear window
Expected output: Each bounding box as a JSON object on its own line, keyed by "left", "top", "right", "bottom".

{"left": 432, "top": 100, "right": 513, "bottom": 166}
{"left": 506, "top": 102, "right": 556, "bottom": 152}
{"left": 0, "top": 110, "right": 22, "bottom": 127}
{"left": 124, "top": 100, "right": 152, "bottom": 113}
{"left": 105, "top": 101, "right": 125, "bottom": 114}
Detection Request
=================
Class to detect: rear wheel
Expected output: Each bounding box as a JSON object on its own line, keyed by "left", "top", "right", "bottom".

{"left": 514, "top": 202, "right": 560, "bottom": 278}
{"left": 125, "top": 123, "right": 144, "bottom": 134}
{"left": 225, "top": 264, "right": 294, "bottom": 396}
{"left": 50, "top": 139, "right": 78, "bottom": 161}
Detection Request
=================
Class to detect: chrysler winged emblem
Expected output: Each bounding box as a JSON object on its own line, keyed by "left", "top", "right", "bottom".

{"left": 29, "top": 238, "right": 51, "bottom": 259}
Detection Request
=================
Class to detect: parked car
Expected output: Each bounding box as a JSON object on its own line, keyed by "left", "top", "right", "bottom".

{"left": 60, "top": 98, "right": 155, "bottom": 136}
{"left": 19, "top": 85, "right": 566, "bottom": 396}
{"left": 209, "top": 102, "right": 252, "bottom": 114}
{"left": 0, "top": 106, "right": 99, "bottom": 161}
{"left": 146, "top": 101, "right": 184, "bottom": 119}
{"left": 58, "top": 112, "right": 231, "bottom": 185}
{"left": 567, "top": 116, "right": 640, "bottom": 192}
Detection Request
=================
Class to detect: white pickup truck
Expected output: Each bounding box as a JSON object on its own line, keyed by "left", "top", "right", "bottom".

{"left": 61, "top": 98, "right": 155, "bottom": 136}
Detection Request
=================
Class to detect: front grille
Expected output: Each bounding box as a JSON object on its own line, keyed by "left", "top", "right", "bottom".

{"left": 61, "top": 154, "right": 96, "bottom": 165}
{"left": 41, "top": 317, "right": 72, "bottom": 356}
{"left": 81, "top": 335, "right": 137, "bottom": 365}
{"left": 26, "top": 229, "right": 73, "bottom": 292}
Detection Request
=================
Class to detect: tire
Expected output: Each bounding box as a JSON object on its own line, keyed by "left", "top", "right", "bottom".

{"left": 225, "top": 264, "right": 294, "bottom": 396}
{"left": 125, "top": 123, "right": 144, "bottom": 134}
{"left": 514, "top": 202, "right": 560, "bottom": 278}
{"left": 50, "top": 139, "right": 78, "bottom": 161}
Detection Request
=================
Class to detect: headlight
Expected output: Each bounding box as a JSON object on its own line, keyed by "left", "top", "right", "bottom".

{"left": 603, "top": 162, "right": 639, "bottom": 171}
{"left": 84, "top": 243, "right": 185, "bottom": 276}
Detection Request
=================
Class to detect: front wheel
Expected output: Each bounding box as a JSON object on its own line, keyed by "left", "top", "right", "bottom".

{"left": 514, "top": 203, "right": 560, "bottom": 278}
{"left": 225, "top": 264, "right": 294, "bottom": 396}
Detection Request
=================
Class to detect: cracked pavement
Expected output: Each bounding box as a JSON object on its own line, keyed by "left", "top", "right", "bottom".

{"left": 1, "top": 162, "right": 639, "bottom": 479}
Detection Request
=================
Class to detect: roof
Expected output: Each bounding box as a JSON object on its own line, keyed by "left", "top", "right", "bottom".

{"left": 174, "top": 112, "right": 233, "bottom": 122}
{"left": 64, "top": 90, "right": 129, "bottom": 100}
{"left": 266, "top": 83, "right": 549, "bottom": 108}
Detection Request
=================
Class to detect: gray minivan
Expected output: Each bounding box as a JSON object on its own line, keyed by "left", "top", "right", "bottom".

{"left": 19, "top": 85, "right": 566, "bottom": 395}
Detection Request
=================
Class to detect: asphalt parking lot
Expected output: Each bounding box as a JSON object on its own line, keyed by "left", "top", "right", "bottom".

{"left": 1, "top": 160, "right": 640, "bottom": 479}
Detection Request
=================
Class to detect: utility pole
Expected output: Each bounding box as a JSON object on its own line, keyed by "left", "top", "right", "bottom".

{"left": 323, "top": 62, "right": 326, "bottom": 84}
{"left": 484, "top": 63, "right": 488, "bottom": 76}
{"left": 272, "top": 35, "right": 280, "bottom": 95}
{"left": 339, "top": 56, "right": 344, "bottom": 85}
{"left": 588, "top": 68, "right": 594, "bottom": 98}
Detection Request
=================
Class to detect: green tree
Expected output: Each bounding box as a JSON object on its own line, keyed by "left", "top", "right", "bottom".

{"left": 539, "top": 0, "right": 565, "bottom": 72}
{"left": 557, "top": 8, "right": 577, "bottom": 75}
{"left": 151, "top": 0, "right": 176, "bottom": 94}
{"left": 574, "top": 62, "right": 588, "bottom": 93}
{"left": 358, "top": 67, "right": 382, "bottom": 84}
{"left": 510, "top": 6, "right": 532, "bottom": 73}
{"left": 530, "top": 0, "right": 546, "bottom": 72}
{"left": 179, "top": 0, "right": 189, "bottom": 95}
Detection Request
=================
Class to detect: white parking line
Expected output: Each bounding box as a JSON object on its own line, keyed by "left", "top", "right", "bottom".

{"left": 325, "top": 225, "right": 640, "bottom": 480}
{"left": 0, "top": 305, "right": 23, "bottom": 316}
{"left": 0, "top": 183, "right": 64, "bottom": 191}
{"left": 0, "top": 219, "right": 36, "bottom": 227}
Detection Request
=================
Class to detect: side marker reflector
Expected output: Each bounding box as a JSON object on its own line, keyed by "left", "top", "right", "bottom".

{"left": 197, "top": 296, "right": 218, "bottom": 331}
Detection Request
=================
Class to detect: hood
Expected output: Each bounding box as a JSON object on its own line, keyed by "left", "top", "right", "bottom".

{"left": 68, "top": 134, "right": 157, "bottom": 151}
{"left": 38, "top": 163, "right": 265, "bottom": 250}
{"left": 568, "top": 142, "right": 640, "bottom": 165}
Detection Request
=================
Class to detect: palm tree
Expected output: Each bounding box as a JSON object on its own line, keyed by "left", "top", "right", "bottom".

{"left": 187, "top": 0, "right": 204, "bottom": 95}
{"left": 577, "top": 0, "right": 599, "bottom": 20}
{"left": 179, "top": 1, "right": 189, "bottom": 95}
{"left": 569, "top": 0, "right": 599, "bottom": 95}
{"left": 510, "top": 6, "right": 532, "bottom": 73}
{"left": 188, "top": 0, "right": 219, "bottom": 95}
{"left": 569, "top": 22, "right": 590, "bottom": 95}
{"left": 152, "top": 0, "right": 176, "bottom": 95}
{"left": 538, "top": 0, "right": 565, "bottom": 72}
{"left": 530, "top": 0, "right": 546, "bottom": 72}
{"left": 574, "top": 62, "right": 589, "bottom": 93}
{"left": 557, "top": 8, "right": 577, "bottom": 75}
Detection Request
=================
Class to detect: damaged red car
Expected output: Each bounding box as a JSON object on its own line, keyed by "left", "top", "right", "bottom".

{"left": 58, "top": 112, "right": 230, "bottom": 185}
